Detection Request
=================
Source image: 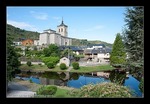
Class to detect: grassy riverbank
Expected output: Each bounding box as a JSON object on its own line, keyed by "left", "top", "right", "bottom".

{"left": 19, "top": 64, "right": 115, "bottom": 73}
{"left": 13, "top": 78, "right": 75, "bottom": 98}
{"left": 12, "top": 78, "right": 133, "bottom": 98}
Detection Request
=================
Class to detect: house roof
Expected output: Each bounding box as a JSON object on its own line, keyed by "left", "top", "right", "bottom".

{"left": 84, "top": 48, "right": 106, "bottom": 54}
{"left": 105, "top": 47, "right": 112, "bottom": 53}
{"left": 87, "top": 44, "right": 106, "bottom": 48}
{"left": 59, "top": 46, "right": 83, "bottom": 51}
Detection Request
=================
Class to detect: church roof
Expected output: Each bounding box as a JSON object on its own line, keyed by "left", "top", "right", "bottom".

{"left": 57, "top": 20, "right": 68, "bottom": 27}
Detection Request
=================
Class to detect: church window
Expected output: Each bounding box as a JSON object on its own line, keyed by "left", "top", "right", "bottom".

{"left": 61, "top": 28, "right": 63, "bottom": 32}
{"left": 59, "top": 29, "right": 60, "bottom": 32}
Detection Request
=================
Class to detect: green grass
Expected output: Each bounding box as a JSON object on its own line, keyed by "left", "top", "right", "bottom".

{"left": 53, "top": 87, "right": 72, "bottom": 98}
{"left": 70, "top": 65, "right": 115, "bottom": 73}
{"left": 19, "top": 64, "right": 115, "bottom": 73}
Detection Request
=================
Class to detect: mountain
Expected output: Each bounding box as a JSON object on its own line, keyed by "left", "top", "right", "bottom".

{"left": 6, "top": 24, "right": 113, "bottom": 47}
{"left": 72, "top": 39, "right": 113, "bottom": 48}
{"left": 6, "top": 24, "right": 40, "bottom": 41}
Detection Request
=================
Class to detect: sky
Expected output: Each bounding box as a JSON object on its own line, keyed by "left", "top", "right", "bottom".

{"left": 7, "top": 6, "right": 128, "bottom": 44}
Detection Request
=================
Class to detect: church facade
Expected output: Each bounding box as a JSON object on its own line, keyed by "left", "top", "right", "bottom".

{"left": 39, "top": 20, "right": 72, "bottom": 46}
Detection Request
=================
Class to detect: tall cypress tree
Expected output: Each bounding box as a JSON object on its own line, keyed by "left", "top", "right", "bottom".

{"left": 110, "top": 33, "right": 126, "bottom": 65}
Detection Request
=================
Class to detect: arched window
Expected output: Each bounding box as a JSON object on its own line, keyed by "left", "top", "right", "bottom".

{"left": 61, "top": 28, "right": 63, "bottom": 32}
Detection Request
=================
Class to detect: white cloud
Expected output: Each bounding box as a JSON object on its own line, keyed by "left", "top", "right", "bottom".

{"left": 84, "top": 25, "right": 104, "bottom": 32}
{"left": 52, "top": 16, "right": 61, "bottom": 20}
{"left": 30, "top": 11, "right": 48, "bottom": 20}
{"left": 7, "top": 20, "right": 39, "bottom": 32}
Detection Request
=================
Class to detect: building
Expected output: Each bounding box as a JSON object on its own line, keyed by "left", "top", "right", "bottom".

{"left": 13, "top": 41, "right": 22, "bottom": 46}
{"left": 39, "top": 19, "right": 72, "bottom": 46}
{"left": 22, "top": 39, "right": 34, "bottom": 46}
{"left": 84, "top": 44, "right": 112, "bottom": 62}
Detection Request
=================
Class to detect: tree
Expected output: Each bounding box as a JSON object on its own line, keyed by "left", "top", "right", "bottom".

{"left": 43, "top": 44, "right": 60, "bottom": 57}
{"left": 110, "top": 33, "right": 126, "bottom": 66}
{"left": 7, "top": 33, "right": 21, "bottom": 82}
{"left": 122, "top": 7, "right": 144, "bottom": 74}
{"left": 122, "top": 7, "right": 144, "bottom": 92}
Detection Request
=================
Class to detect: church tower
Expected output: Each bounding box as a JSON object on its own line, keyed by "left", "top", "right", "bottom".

{"left": 57, "top": 18, "right": 68, "bottom": 37}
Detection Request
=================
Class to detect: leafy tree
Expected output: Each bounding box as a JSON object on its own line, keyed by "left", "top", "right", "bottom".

{"left": 110, "top": 33, "right": 126, "bottom": 65}
{"left": 122, "top": 7, "right": 144, "bottom": 76}
{"left": 42, "top": 56, "right": 59, "bottom": 65}
{"left": 7, "top": 33, "right": 21, "bottom": 82}
{"left": 43, "top": 44, "right": 60, "bottom": 57}
{"left": 61, "top": 48, "right": 75, "bottom": 58}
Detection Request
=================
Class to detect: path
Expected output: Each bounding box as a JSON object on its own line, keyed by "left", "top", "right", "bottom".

{"left": 7, "top": 82, "right": 36, "bottom": 98}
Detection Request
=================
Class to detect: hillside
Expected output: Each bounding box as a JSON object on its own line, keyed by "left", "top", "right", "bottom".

{"left": 6, "top": 24, "right": 113, "bottom": 47}
{"left": 6, "top": 24, "right": 40, "bottom": 41}
{"left": 72, "top": 39, "right": 113, "bottom": 48}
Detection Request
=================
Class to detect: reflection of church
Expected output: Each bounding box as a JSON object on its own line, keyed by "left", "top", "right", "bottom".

{"left": 39, "top": 19, "right": 72, "bottom": 46}
{"left": 39, "top": 72, "right": 70, "bottom": 86}
{"left": 39, "top": 77, "right": 67, "bottom": 86}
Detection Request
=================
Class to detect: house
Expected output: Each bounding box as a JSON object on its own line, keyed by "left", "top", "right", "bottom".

{"left": 59, "top": 57, "right": 70, "bottom": 67}
{"left": 84, "top": 45, "right": 111, "bottom": 62}
{"left": 22, "top": 39, "right": 34, "bottom": 46}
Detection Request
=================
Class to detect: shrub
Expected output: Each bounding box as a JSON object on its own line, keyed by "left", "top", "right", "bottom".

{"left": 42, "top": 56, "right": 59, "bottom": 65}
{"left": 60, "top": 63, "right": 67, "bottom": 70}
{"left": 26, "top": 61, "right": 32, "bottom": 66}
{"left": 68, "top": 82, "right": 132, "bottom": 98}
{"left": 74, "top": 56, "right": 80, "bottom": 61}
{"left": 38, "top": 63, "right": 42, "bottom": 66}
{"left": 29, "top": 79, "right": 33, "bottom": 83}
{"left": 139, "top": 78, "right": 144, "bottom": 93}
{"left": 47, "top": 62, "right": 55, "bottom": 69}
{"left": 36, "top": 85, "right": 57, "bottom": 96}
{"left": 72, "top": 62, "right": 79, "bottom": 70}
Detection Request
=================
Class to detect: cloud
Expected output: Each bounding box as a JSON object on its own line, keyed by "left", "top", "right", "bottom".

{"left": 7, "top": 20, "right": 39, "bottom": 32}
{"left": 52, "top": 16, "right": 62, "bottom": 23}
{"left": 83, "top": 25, "right": 104, "bottom": 32}
{"left": 52, "top": 16, "right": 61, "bottom": 20}
{"left": 30, "top": 11, "right": 48, "bottom": 20}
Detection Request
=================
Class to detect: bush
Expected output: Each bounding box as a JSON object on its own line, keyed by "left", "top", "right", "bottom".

{"left": 139, "top": 78, "right": 144, "bottom": 93}
{"left": 47, "top": 62, "right": 55, "bottom": 69}
{"left": 72, "top": 62, "right": 79, "bottom": 70}
{"left": 26, "top": 61, "right": 32, "bottom": 66}
{"left": 29, "top": 79, "right": 33, "bottom": 83}
{"left": 60, "top": 63, "right": 67, "bottom": 70}
{"left": 68, "top": 82, "right": 132, "bottom": 98}
{"left": 38, "top": 63, "right": 42, "bottom": 65}
{"left": 36, "top": 85, "right": 57, "bottom": 96}
{"left": 42, "top": 56, "right": 59, "bottom": 65}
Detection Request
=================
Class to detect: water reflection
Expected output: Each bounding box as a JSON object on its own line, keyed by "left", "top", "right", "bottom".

{"left": 109, "top": 70, "right": 126, "bottom": 85}
{"left": 16, "top": 70, "right": 142, "bottom": 97}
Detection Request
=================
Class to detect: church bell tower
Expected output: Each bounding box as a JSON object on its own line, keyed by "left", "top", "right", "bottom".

{"left": 57, "top": 18, "right": 68, "bottom": 37}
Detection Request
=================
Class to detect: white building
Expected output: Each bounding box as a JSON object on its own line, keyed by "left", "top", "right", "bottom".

{"left": 39, "top": 20, "right": 72, "bottom": 46}
{"left": 34, "top": 40, "right": 39, "bottom": 46}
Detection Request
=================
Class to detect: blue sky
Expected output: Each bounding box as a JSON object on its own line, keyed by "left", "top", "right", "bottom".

{"left": 7, "top": 6, "right": 128, "bottom": 44}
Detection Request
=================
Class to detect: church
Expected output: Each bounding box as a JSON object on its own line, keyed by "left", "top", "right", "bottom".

{"left": 39, "top": 19, "right": 72, "bottom": 46}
